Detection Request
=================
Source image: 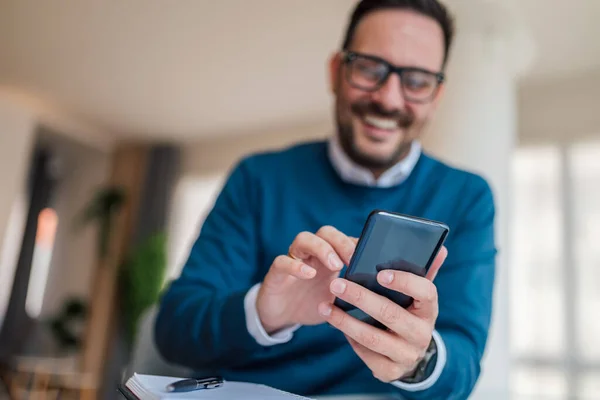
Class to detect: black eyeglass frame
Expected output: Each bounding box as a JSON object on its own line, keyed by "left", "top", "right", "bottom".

{"left": 341, "top": 51, "right": 445, "bottom": 104}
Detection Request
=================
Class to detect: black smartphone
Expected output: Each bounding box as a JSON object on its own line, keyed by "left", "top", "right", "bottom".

{"left": 333, "top": 210, "right": 449, "bottom": 329}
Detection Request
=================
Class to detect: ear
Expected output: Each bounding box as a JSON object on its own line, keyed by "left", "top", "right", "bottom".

{"left": 328, "top": 52, "right": 343, "bottom": 95}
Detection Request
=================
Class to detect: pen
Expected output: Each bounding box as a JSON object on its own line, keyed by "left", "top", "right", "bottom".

{"left": 165, "top": 376, "right": 224, "bottom": 393}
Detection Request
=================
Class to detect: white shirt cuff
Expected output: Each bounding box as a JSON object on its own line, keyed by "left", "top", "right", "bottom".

{"left": 391, "top": 330, "right": 447, "bottom": 392}
{"left": 244, "top": 283, "right": 301, "bottom": 346}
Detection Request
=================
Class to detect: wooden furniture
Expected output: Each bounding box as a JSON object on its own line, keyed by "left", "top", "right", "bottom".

{"left": 2, "top": 356, "right": 97, "bottom": 399}
{"left": 80, "top": 145, "right": 150, "bottom": 400}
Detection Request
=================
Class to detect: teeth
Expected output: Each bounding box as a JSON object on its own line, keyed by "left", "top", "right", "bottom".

{"left": 364, "top": 115, "right": 397, "bottom": 130}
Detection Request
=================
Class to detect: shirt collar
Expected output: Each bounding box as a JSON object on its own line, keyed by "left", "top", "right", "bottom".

{"left": 327, "top": 135, "right": 422, "bottom": 188}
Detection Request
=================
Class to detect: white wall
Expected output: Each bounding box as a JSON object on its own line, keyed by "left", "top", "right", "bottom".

{"left": 166, "top": 175, "right": 225, "bottom": 281}
{"left": 519, "top": 68, "right": 600, "bottom": 144}
{"left": 181, "top": 120, "right": 329, "bottom": 176}
{"left": 0, "top": 95, "right": 36, "bottom": 327}
{"left": 0, "top": 96, "right": 35, "bottom": 251}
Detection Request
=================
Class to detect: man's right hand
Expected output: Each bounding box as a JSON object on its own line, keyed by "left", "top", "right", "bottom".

{"left": 256, "top": 226, "right": 357, "bottom": 334}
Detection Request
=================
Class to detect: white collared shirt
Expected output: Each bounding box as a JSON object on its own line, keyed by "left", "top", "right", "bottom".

{"left": 244, "top": 136, "right": 446, "bottom": 394}
{"left": 327, "top": 134, "right": 422, "bottom": 188}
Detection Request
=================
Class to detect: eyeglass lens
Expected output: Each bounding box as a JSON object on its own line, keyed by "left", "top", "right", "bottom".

{"left": 346, "top": 54, "right": 439, "bottom": 102}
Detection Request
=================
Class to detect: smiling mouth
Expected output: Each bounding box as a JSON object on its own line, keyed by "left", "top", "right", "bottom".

{"left": 363, "top": 114, "right": 398, "bottom": 131}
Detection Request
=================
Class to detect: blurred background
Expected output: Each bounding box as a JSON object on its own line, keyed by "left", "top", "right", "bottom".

{"left": 0, "top": 0, "right": 599, "bottom": 399}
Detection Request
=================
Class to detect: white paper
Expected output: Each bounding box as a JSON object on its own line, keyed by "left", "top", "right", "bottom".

{"left": 127, "top": 374, "right": 312, "bottom": 400}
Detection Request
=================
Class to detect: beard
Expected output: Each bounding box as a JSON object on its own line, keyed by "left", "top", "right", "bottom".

{"left": 336, "top": 99, "right": 419, "bottom": 170}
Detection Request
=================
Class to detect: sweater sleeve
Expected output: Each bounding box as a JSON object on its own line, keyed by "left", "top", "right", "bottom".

{"left": 154, "top": 158, "right": 266, "bottom": 370}
{"left": 395, "top": 176, "right": 497, "bottom": 400}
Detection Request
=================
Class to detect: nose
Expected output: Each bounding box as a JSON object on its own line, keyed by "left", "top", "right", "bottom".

{"left": 371, "top": 73, "right": 405, "bottom": 111}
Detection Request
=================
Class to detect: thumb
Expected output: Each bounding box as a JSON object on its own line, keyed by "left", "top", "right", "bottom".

{"left": 425, "top": 246, "right": 448, "bottom": 282}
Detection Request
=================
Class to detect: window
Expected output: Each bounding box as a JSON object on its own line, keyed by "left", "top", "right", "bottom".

{"left": 166, "top": 175, "right": 225, "bottom": 281}
{"left": 570, "top": 142, "right": 600, "bottom": 363}
{"left": 510, "top": 140, "right": 600, "bottom": 399}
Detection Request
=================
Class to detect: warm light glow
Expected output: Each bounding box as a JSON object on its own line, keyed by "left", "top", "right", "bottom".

{"left": 25, "top": 208, "right": 59, "bottom": 319}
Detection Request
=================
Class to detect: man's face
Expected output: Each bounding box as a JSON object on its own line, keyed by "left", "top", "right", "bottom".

{"left": 330, "top": 10, "right": 446, "bottom": 171}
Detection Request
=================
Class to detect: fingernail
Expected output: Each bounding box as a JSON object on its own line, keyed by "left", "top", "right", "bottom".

{"left": 329, "top": 253, "right": 344, "bottom": 270}
{"left": 379, "top": 271, "right": 394, "bottom": 284}
{"left": 319, "top": 303, "right": 332, "bottom": 316}
{"left": 331, "top": 279, "right": 347, "bottom": 294}
{"left": 302, "top": 265, "right": 316, "bottom": 276}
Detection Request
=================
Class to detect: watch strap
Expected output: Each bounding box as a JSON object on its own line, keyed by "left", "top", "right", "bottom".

{"left": 397, "top": 336, "right": 438, "bottom": 384}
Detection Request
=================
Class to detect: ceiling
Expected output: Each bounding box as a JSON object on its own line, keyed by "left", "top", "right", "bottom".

{"left": 0, "top": 0, "right": 599, "bottom": 142}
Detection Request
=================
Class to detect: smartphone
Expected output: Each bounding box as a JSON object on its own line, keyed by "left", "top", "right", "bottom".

{"left": 333, "top": 210, "right": 449, "bottom": 329}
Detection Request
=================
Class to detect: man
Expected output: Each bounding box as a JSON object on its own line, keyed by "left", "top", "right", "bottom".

{"left": 155, "top": 0, "right": 496, "bottom": 399}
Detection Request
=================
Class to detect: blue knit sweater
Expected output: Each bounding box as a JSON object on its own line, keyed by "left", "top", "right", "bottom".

{"left": 155, "top": 141, "right": 496, "bottom": 399}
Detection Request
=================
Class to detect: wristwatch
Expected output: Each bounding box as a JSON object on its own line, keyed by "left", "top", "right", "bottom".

{"left": 397, "top": 336, "right": 438, "bottom": 384}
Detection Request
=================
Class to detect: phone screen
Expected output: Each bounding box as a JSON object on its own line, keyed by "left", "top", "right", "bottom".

{"left": 334, "top": 211, "right": 448, "bottom": 327}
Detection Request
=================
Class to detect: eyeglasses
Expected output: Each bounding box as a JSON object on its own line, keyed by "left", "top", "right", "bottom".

{"left": 342, "top": 51, "right": 445, "bottom": 104}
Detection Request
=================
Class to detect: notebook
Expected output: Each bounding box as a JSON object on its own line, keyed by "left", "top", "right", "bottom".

{"left": 120, "top": 374, "right": 312, "bottom": 400}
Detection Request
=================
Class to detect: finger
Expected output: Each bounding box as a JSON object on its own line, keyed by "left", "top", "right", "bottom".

{"left": 329, "top": 278, "right": 431, "bottom": 347}
{"left": 319, "top": 302, "right": 419, "bottom": 365}
{"left": 289, "top": 231, "right": 345, "bottom": 271}
{"left": 316, "top": 226, "right": 357, "bottom": 266}
{"left": 263, "top": 255, "right": 316, "bottom": 289}
{"left": 425, "top": 246, "right": 448, "bottom": 281}
{"left": 377, "top": 271, "right": 439, "bottom": 321}
{"left": 346, "top": 336, "right": 408, "bottom": 383}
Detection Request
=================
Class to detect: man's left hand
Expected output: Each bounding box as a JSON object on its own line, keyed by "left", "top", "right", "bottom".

{"left": 318, "top": 247, "right": 448, "bottom": 383}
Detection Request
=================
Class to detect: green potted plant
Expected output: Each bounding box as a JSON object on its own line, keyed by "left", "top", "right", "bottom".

{"left": 118, "top": 232, "right": 168, "bottom": 346}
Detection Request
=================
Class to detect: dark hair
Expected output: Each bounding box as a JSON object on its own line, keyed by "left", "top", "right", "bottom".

{"left": 342, "top": 0, "right": 455, "bottom": 68}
